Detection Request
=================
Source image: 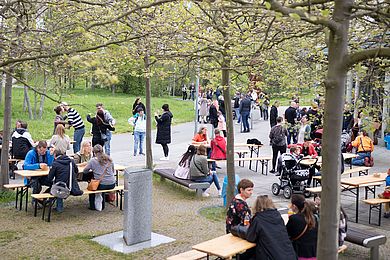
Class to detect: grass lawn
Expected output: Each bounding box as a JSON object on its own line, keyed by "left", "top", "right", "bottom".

{"left": 0, "top": 88, "right": 195, "bottom": 140}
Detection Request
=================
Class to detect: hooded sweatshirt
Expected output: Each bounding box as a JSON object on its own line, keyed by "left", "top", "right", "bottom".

{"left": 11, "top": 128, "right": 34, "bottom": 159}
{"left": 47, "top": 155, "right": 83, "bottom": 196}
{"left": 210, "top": 135, "right": 226, "bottom": 160}
{"left": 246, "top": 209, "right": 297, "bottom": 260}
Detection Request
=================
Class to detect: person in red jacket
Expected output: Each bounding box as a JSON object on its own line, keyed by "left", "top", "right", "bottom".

{"left": 300, "top": 137, "right": 318, "bottom": 158}
{"left": 210, "top": 129, "right": 226, "bottom": 172}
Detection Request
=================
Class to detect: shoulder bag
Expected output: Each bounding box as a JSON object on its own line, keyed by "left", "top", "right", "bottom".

{"left": 292, "top": 224, "right": 308, "bottom": 241}
{"left": 87, "top": 164, "right": 110, "bottom": 191}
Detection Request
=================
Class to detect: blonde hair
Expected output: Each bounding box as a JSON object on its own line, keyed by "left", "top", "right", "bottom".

{"left": 253, "top": 195, "right": 276, "bottom": 214}
{"left": 54, "top": 124, "right": 65, "bottom": 138}
{"left": 80, "top": 140, "right": 92, "bottom": 156}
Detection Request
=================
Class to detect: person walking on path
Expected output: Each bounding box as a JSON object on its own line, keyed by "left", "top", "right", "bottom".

{"left": 61, "top": 102, "right": 85, "bottom": 153}
{"left": 269, "top": 116, "right": 288, "bottom": 173}
{"left": 132, "top": 107, "right": 146, "bottom": 156}
{"left": 96, "top": 103, "right": 115, "bottom": 156}
{"left": 155, "top": 104, "right": 173, "bottom": 161}
{"left": 285, "top": 101, "right": 298, "bottom": 144}
{"left": 239, "top": 94, "right": 252, "bottom": 133}
{"left": 269, "top": 100, "right": 279, "bottom": 128}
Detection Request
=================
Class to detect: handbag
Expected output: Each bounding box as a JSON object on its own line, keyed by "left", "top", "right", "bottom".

{"left": 50, "top": 162, "right": 72, "bottom": 199}
{"left": 87, "top": 164, "right": 110, "bottom": 191}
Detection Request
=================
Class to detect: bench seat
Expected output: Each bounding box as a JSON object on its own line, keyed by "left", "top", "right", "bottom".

{"left": 345, "top": 226, "right": 387, "bottom": 259}
{"left": 363, "top": 198, "right": 390, "bottom": 226}
{"left": 31, "top": 185, "right": 124, "bottom": 222}
{"left": 4, "top": 183, "right": 28, "bottom": 210}
{"left": 342, "top": 166, "right": 371, "bottom": 177}
{"left": 167, "top": 250, "right": 207, "bottom": 260}
{"left": 154, "top": 168, "right": 210, "bottom": 197}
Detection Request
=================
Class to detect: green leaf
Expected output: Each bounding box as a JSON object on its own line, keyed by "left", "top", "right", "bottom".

{"left": 265, "top": 2, "right": 271, "bottom": 10}
{"left": 321, "top": 10, "right": 330, "bottom": 17}
{"left": 289, "top": 13, "right": 301, "bottom": 21}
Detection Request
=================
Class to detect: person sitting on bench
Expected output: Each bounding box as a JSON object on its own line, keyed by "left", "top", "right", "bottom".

{"left": 11, "top": 121, "right": 35, "bottom": 159}
{"left": 351, "top": 130, "right": 374, "bottom": 166}
{"left": 73, "top": 140, "right": 93, "bottom": 166}
{"left": 174, "top": 145, "right": 196, "bottom": 180}
{"left": 189, "top": 144, "right": 221, "bottom": 197}
{"left": 192, "top": 127, "right": 209, "bottom": 145}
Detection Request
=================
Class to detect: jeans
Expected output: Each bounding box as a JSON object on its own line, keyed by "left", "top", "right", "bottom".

{"left": 56, "top": 198, "right": 64, "bottom": 212}
{"left": 89, "top": 183, "right": 115, "bottom": 210}
{"left": 287, "top": 127, "right": 297, "bottom": 145}
{"left": 104, "top": 130, "right": 112, "bottom": 155}
{"left": 352, "top": 152, "right": 371, "bottom": 166}
{"left": 134, "top": 131, "right": 145, "bottom": 155}
{"left": 241, "top": 111, "right": 250, "bottom": 131}
{"left": 193, "top": 173, "right": 221, "bottom": 191}
{"left": 263, "top": 108, "right": 268, "bottom": 120}
{"left": 234, "top": 108, "right": 241, "bottom": 123}
{"left": 73, "top": 127, "right": 85, "bottom": 153}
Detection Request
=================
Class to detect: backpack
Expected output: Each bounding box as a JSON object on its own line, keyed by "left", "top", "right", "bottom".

{"left": 247, "top": 138, "right": 262, "bottom": 146}
{"left": 272, "top": 126, "right": 285, "bottom": 144}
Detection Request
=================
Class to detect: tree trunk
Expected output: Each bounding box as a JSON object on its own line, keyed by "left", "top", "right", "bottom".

{"left": 144, "top": 52, "right": 153, "bottom": 170}
{"left": 346, "top": 71, "right": 353, "bottom": 104}
{"left": 24, "top": 85, "right": 33, "bottom": 119}
{"left": 0, "top": 68, "right": 13, "bottom": 190}
{"left": 0, "top": 71, "right": 4, "bottom": 104}
{"left": 317, "top": 0, "right": 351, "bottom": 259}
{"left": 353, "top": 75, "right": 360, "bottom": 119}
{"left": 38, "top": 70, "right": 47, "bottom": 119}
{"left": 222, "top": 56, "right": 235, "bottom": 208}
{"left": 381, "top": 71, "right": 389, "bottom": 145}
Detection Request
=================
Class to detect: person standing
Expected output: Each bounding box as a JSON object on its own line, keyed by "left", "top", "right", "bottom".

{"left": 269, "top": 100, "right": 279, "bottom": 128}
{"left": 262, "top": 96, "right": 270, "bottom": 120}
{"left": 86, "top": 110, "right": 115, "bottom": 147}
{"left": 285, "top": 101, "right": 298, "bottom": 144}
{"left": 269, "top": 117, "right": 288, "bottom": 173}
{"left": 209, "top": 100, "right": 219, "bottom": 129}
{"left": 297, "top": 115, "right": 311, "bottom": 144}
{"left": 132, "top": 108, "right": 146, "bottom": 156}
{"left": 233, "top": 92, "right": 241, "bottom": 123}
{"left": 53, "top": 105, "right": 67, "bottom": 134}
{"left": 96, "top": 103, "right": 115, "bottom": 156}
{"left": 61, "top": 102, "right": 85, "bottom": 153}
{"left": 198, "top": 93, "right": 208, "bottom": 123}
{"left": 132, "top": 97, "right": 146, "bottom": 115}
{"left": 218, "top": 96, "right": 226, "bottom": 119}
{"left": 181, "top": 84, "right": 187, "bottom": 100}
{"left": 155, "top": 104, "right": 173, "bottom": 161}
{"left": 239, "top": 94, "right": 251, "bottom": 133}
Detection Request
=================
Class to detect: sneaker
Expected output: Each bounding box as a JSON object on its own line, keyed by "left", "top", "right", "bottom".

{"left": 218, "top": 190, "right": 222, "bottom": 197}
{"left": 384, "top": 212, "right": 390, "bottom": 218}
{"left": 160, "top": 157, "right": 169, "bottom": 161}
{"left": 270, "top": 169, "right": 276, "bottom": 173}
{"left": 364, "top": 157, "right": 370, "bottom": 167}
{"left": 139, "top": 153, "right": 145, "bottom": 156}
{"left": 202, "top": 192, "right": 210, "bottom": 197}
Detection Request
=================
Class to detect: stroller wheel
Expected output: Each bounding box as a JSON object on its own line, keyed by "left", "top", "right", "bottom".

{"left": 283, "top": 186, "right": 292, "bottom": 199}
{"left": 304, "top": 190, "right": 312, "bottom": 198}
{"left": 271, "top": 183, "right": 280, "bottom": 196}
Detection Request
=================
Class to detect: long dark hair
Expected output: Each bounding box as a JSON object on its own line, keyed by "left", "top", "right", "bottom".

{"left": 96, "top": 110, "right": 106, "bottom": 126}
{"left": 178, "top": 145, "right": 196, "bottom": 167}
{"left": 292, "top": 194, "right": 316, "bottom": 229}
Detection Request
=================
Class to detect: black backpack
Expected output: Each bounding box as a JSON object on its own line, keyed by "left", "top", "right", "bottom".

{"left": 247, "top": 138, "right": 262, "bottom": 146}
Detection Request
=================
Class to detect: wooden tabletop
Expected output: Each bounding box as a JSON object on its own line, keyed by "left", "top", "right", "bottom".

{"left": 192, "top": 233, "right": 255, "bottom": 259}
{"left": 15, "top": 169, "right": 50, "bottom": 177}
{"left": 300, "top": 156, "right": 322, "bottom": 166}
{"left": 340, "top": 173, "right": 387, "bottom": 187}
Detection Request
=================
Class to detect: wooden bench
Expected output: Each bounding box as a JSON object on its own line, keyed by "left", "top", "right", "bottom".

{"left": 342, "top": 166, "right": 371, "bottom": 177}
{"left": 345, "top": 226, "right": 387, "bottom": 260}
{"left": 154, "top": 168, "right": 210, "bottom": 197}
{"left": 362, "top": 198, "right": 390, "bottom": 226}
{"left": 167, "top": 250, "right": 207, "bottom": 260}
{"left": 31, "top": 185, "right": 124, "bottom": 222}
{"left": 4, "top": 183, "right": 28, "bottom": 211}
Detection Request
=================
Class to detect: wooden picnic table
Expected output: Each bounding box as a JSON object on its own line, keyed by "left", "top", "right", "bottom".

{"left": 340, "top": 173, "right": 387, "bottom": 223}
{"left": 299, "top": 156, "right": 322, "bottom": 166}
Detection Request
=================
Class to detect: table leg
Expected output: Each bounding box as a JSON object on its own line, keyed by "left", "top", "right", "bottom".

{"left": 25, "top": 188, "right": 28, "bottom": 212}
{"left": 356, "top": 187, "right": 359, "bottom": 223}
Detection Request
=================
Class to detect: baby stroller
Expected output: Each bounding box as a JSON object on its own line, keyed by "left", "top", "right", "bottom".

{"left": 271, "top": 153, "right": 315, "bottom": 199}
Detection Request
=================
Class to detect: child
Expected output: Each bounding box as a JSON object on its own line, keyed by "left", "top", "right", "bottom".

{"left": 217, "top": 111, "right": 227, "bottom": 137}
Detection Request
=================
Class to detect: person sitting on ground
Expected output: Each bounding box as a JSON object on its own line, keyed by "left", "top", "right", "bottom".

{"left": 86, "top": 110, "right": 115, "bottom": 147}
{"left": 174, "top": 145, "right": 196, "bottom": 180}
{"left": 83, "top": 144, "right": 115, "bottom": 211}
{"left": 240, "top": 195, "right": 297, "bottom": 260}
{"left": 192, "top": 126, "right": 209, "bottom": 145}
{"left": 300, "top": 137, "right": 318, "bottom": 158}
{"left": 11, "top": 121, "right": 35, "bottom": 159}
{"left": 73, "top": 140, "right": 93, "bottom": 166}
{"left": 210, "top": 129, "right": 226, "bottom": 172}
{"left": 351, "top": 130, "right": 374, "bottom": 166}
{"left": 226, "top": 179, "right": 254, "bottom": 233}
{"left": 49, "top": 124, "right": 71, "bottom": 155}
{"left": 23, "top": 141, "right": 55, "bottom": 204}
{"left": 47, "top": 149, "right": 83, "bottom": 212}
{"left": 286, "top": 194, "right": 318, "bottom": 259}
{"left": 189, "top": 144, "right": 221, "bottom": 197}
{"left": 53, "top": 105, "right": 67, "bottom": 134}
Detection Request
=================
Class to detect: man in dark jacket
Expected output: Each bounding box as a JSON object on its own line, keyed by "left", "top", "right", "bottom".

{"left": 269, "top": 101, "right": 279, "bottom": 128}
{"left": 47, "top": 149, "right": 83, "bottom": 212}
{"left": 269, "top": 117, "right": 288, "bottom": 173}
{"left": 239, "top": 95, "right": 252, "bottom": 132}
{"left": 342, "top": 104, "right": 353, "bottom": 131}
{"left": 11, "top": 121, "right": 34, "bottom": 159}
{"left": 285, "top": 101, "right": 298, "bottom": 144}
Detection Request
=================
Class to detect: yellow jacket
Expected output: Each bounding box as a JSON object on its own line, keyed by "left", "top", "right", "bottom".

{"left": 352, "top": 135, "right": 374, "bottom": 153}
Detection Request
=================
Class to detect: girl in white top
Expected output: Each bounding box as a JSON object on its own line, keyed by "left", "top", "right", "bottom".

{"left": 49, "top": 124, "right": 71, "bottom": 154}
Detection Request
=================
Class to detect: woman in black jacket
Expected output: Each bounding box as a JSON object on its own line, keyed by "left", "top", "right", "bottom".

{"left": 269, "top": 101, "right": 279, "bottom": 128}
{"left": 87, "top": 110, "right": 115, "bottom": 147}
{"left": 155, "top": 104, "right": 173, "bottom": 160}
{"left": 246, "top": 195, "right": 297, "bottom": 260}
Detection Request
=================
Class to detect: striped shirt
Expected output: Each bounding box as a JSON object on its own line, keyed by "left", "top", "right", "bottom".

{"left": 67, "top": 108, "right": 84, "bottom": 129}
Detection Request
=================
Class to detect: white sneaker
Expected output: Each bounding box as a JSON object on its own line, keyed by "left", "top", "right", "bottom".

{"left": 160, "top": 157, "right": 169, "bottom": 161}
{"left": 218, "top": 190, "right": 222, "bottom": 197}
{"left": 202, "top": 192, "right": 210, "bottom": 197}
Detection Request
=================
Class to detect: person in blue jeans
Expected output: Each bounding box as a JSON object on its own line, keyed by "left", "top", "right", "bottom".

{"left": 96, "top": 103, "right": 116, "bottom": 156}
{"left": 132, "top": 108, "right": 146, "bottom": 156}
{"left": 189, "top": 144, "right": 221, "bottom": 197}
{"left": 239, "top": 95, "right": 251, "bottom": 133}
